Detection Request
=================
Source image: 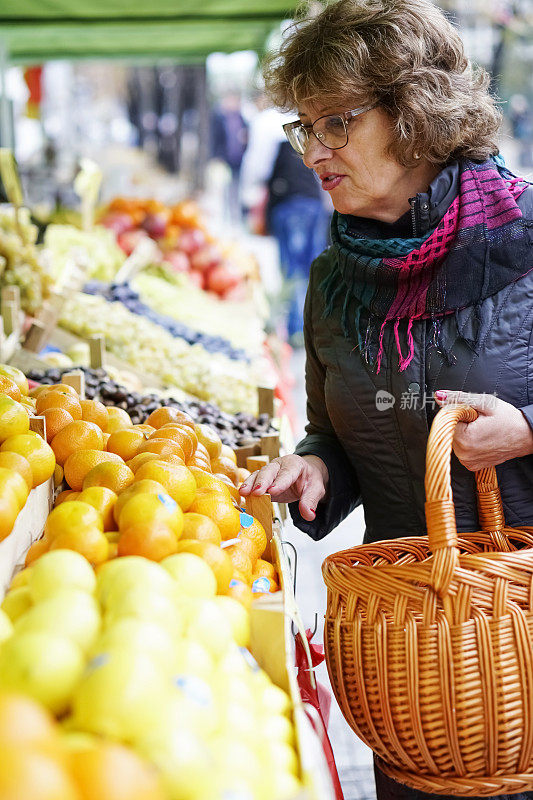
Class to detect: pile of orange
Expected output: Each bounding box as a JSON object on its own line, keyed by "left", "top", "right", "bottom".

{"left": 0, "top": 692, "right": 164, "bottom": 800}
{"left": 18, "top": 379, "right": 278, "bottom": 607}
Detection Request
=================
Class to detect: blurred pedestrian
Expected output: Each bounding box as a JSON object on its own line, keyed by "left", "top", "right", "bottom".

{"left": 210, "top": 93, "right": 248, "bottom": 218}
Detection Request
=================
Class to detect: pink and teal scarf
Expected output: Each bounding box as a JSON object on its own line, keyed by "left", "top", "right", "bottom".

{"left": 321, "top": 158, "right": 532, "bottom": 372}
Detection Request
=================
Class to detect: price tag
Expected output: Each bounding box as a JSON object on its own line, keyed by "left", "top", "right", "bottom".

{"left": 74, "top": 158, "right": 102, "bottom": 231}
{"left": 0, "top": 148, "right": 24, "bottom": 240}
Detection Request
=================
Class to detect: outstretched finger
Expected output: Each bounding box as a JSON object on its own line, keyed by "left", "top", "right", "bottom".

{"left": 240, "top": 461, "right": 281, "bottom": 495}
{"left": 269, "top": 463, "right": 302, "bottom": 494}
{"left": 299, "top": 476, "right": 326, "bottom": 521}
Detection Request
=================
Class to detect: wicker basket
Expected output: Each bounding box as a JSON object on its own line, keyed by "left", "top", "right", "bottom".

{"left": 322, "top": 404, "right": 533, "bottom": 796}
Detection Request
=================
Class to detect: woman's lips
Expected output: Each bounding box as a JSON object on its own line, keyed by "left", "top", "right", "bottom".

{"left": 320, "top": 174, "right": 345, "bottom": 190}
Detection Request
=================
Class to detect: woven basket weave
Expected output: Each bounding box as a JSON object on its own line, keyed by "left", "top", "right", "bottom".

{"left": 322, "top": 404, "right": 533, "bottom": 796}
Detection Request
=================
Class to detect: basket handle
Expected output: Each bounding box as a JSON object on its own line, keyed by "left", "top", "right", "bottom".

{"left": 425, "top": 404, "right": 478, "bottom": 598}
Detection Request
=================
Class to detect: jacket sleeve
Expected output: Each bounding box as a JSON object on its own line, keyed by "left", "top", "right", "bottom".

{"left": 520, "top": 405, "right": 533, "bottom": 435}
{"left": 289, "top": 259, "right": 361, "bottom": 540}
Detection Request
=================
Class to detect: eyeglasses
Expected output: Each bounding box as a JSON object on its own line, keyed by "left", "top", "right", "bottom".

{"left": 283, "top": 104, "right": 377, "bottom": 155}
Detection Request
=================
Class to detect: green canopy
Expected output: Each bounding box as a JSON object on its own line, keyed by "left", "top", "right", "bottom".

{"left": 0, "top": 0, "right": 293, "bottom": 61}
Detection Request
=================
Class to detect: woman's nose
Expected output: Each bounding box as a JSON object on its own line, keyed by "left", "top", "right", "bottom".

{"left": 303, "top": 134, "right": 333, "bottom": 169}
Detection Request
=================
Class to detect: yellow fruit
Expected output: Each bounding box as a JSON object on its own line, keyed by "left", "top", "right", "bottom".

{"left": 25, "top": 538, "right": 50, "bottom": 566}
{"left": 134, "top": 461, "right": 196, "bottom": 511}
{"left": 104, "top": 531, "right": 120, "bottom": 544}
{"left": 106, "top": 429, "right": 145, "bottom": 461}
{"left": 77, "top": 487, "right": 117, "bottom": 532}
{"left": 188, "top": 489, "right": 240, "bottom": 541}
{"left": 252, "top": 558, "right": 276, "bottom": 581}
{"left": 176, "top": 540, "right": 232, "bottom": 594}
{"left": 220, "top": 444, "right": 237, "bottom": 464}
{"left": 112, "top": 479, "right": 167, "bottom": 526}
{"left": 0, "top": 692, "right": 60, "bottom": 752}
{"left": 239, "top": 517, "right": 267, "bottom": 560}
{"left": 69, "top": 741, "right": 165, "bottom": 800}
{"left": 0, "top": 466, "right": 29, "bottom": 509}
{"left": 49, "top": 528, "right": 109, "bottom": 566}
{"left": 0, "top": 365, "right": 29, "bottom": 395}
{"left": 118, "top": 492, "right": 183, "bottom": 539}
{"left": 136, "top": 439, "right": 184, "bottom": 461}
{"left": 118, "top": 522, "right": 178, "bottom": 562}
{"left": 51, "top": 421, "right": 104, "bottom": 467}
{"left": 64, "top": 450, "right": 123, "bottom": 492}
{"left": 188, "top": 467, "right": 233, "bottom": 501}
{"left": 106, "top": 407, "right": 132, "bottom": 432}
{"left": 9, "top": 568, "right": 32, "bottom": 590}
{"left": 0, "top": 745, "right": 79, "bottom": 800}
{"left": 225, "top": 545, "right": 254, "bottom": 584}
{"left": 194, "top": 423, "right": 222, "bottom": 458}
{"left": 79, "top": 399, "right": 108, "bottom": 431}
{"left": 1, "top": 433, "right": 55, "bottom": 487}
{"left": 148, "top": 427, "right": 194, "bottom": 461}
{"left": 211, "top": 456, "right": 239, "bottom": 485}
{"left": 54, "top": 464, "right": 64, "bottom": 487}
{"left": 132, "top": 424, "right": 156, "bottom": 436}
{"left": 0, "top": 376, "right": 22, "bottom": 401}
{"left": 145, "top": 407, "right": 195, "bottom": 430}
{"left": 227, "top": 579, "right": 253, "bottom": 610}
{"left": 0, "top": 395, "right": 29, "bottom": 442}
{"left": 45, "top": 501, "right": 103, "bottom": 540}
{"left": 126, "top": 452, "right": 161, "bottom": 473}
{"left": 181, "top": 512, "right": 222, "bottom": 546}
{"left": 0, "top": 489, "right": 20, "bottom": 541}
{"left": 54, "top": 490, "right": 79, "bottom": 506}
{"left": 41, "top": 408, "right": 74, "bottom": 444}
{"left": 82, "top": 463, "right": 134, "bottom": 495}
{"left": 0, "top": 452, "right": 33, "bottom": 491}
{"left": 36, "top": 390, "right": 82, "bottom": 420}
{"left": 214, "top": 472, "right": 241, "bottom": 503}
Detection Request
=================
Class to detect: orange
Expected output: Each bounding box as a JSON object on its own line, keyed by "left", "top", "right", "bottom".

{"left": 239, "top": 517, "right": 267, "bottom": 560}
{"left": 188, "top": 489, "right": 241, "bottom": 541}
{"left": 25, "top": 537, "right": 50, "bottom": 565}
{"left": 51, "top": 421, "right": 104, "bottom": 466}
{"left": 82, "top": 462, "right": 134, "bottom": 494}
{"left": 146, "top": 406, "right": 195, "bottom": 430}
{"left": 0, "top": 396, "right": 29, "bottom": 442}
{"left": 105, "top": 530, "right": 120, "bottom": 544}
{"left": 0, "top": 452, "right": 33, "bottom": 491}
{"left": 0, "top": 376, "right": 22, "bottom": 401}
{"left": 0, "top": 365, "right": 29, "bottom": 396}
{"left": 37, "top": 383, "right": 78, "bottom": 399}
{"left": 77, "top": 487, "right": 117, "bottom": 532}
{"left": 187, "top": 455, "right": 212, "bottom": 472}
{"left": 49, "top": 526, "right": 109, "bottom": 566}
{"left": 0, "top": 489, "right": 20, "bottom": 541}
{"left": 112, "top": 479, "right": 167, "bottom": 525}
{"left": 134, "top": 461, "right": 196, "bottom": 511}
{"left": 252, "top": 558, "right": 276, "bottom": 581}
{"left": 126, "top": 452, "right": 161, "bottom": 473}
{"left": 237, "top": 468, "right": 250, "bottom": 483}
{"left": 36, "top": 390, "right": 82, "bottom": 420}
{"left": 45, "top": 500, "right": 103, "bottom": 539}
{"left": 194, "top": 423, "right": 222, "bottom": 459}
{"left": 107, "top": 542, "right": 119, "bottom": 560}
{"left": 54, "top": 489, "right": 79, "bottom": 506}
{"left": 0, "top": 746, "right": 79, "bottom": 800}
{"left": 64, "top": 450, "right": 123, "bottom": 492}
{"left": 132, "top": 424, "right": 156, "bottom": 436}
{"left": 160, "top": 423, "right": 198, "bottom": 451}
{"left": 136, "top": 438, "right": 184, "bottom": 460}
{"left": 214, "top": 473, "right": 241, "bottom": 503}
{"left": 227, "top": 579, "right": 254, "bottom": 610}
{"left": 176, "top": 540, "right": 232, "bottom": 594}
{"left": 118, "top": 492, "right": 183, "bottom": 539}
{"left": 0, "top": 466, "right": 29, "bottom": 509}
{"left": 53, "top": 464, "right": 64, "bottom": 487}
{"left": 189, "top": 467, "right": 233, "bottom": 501}
{"left": 252, "top": 576, "right": 279, "bottom": 594}
{"left": 220, "top": 444, "right": 237, "bottom": 465}
{"left": 224, "top": 544, "right": 253, "bottom": 583}
{"left": 118, "top": 522, "right": 178, "bottom": 561}
{"left": 211, "top": 456, "right": 239, "bottom": 485}
{"left": 0, "top": 693, "right": 60, "bottom": 753}
{"left": 106, "top": 407, "right": 132, "bottom": 433}
{"left": 69, "top": 741, "right": 165, "bottom": 800}
{"left": 182, "top": 512, "right": 222, "bottom": 546}
{"left": 106, "top": 429, "right": 145, "bottom": 461}
{"left": 148, "top": 427, "right": 194, "bottom": 460}
{"left": 41, "top": 408, "right": 74, "bottom": 443}
{"left": 1, "top": 432, "right": 55, "bottom": 487}
{"left": 195, "top": 442, "right": 212, "bottom": 462}
{"left": 80, "top": 399, "right": 108, "bottom": 431}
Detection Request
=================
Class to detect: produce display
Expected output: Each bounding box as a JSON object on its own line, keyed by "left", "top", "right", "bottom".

{"left": 0, "top": 207, "right": 53, "bottom": 314}
{"left": 58, "top": 291, "right": 261, "bottom": 415}
{"left": 83, "top": 281, "right": 249, "bottom": 362}
{"left": 44, "top": 224, "right": 126, "bottom": 285}
{"left": 26, "top": 366, "right": 276, "bottom": 448}
{"left": 0, "top": 379, "right": 301, "bottom": 798}
{"left": 100, "top": 197, "right": 257, "bottom": 299}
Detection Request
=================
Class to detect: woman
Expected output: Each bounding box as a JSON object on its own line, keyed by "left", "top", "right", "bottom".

{"left": 240, "top": 1, "right": 533, "bottom": 798}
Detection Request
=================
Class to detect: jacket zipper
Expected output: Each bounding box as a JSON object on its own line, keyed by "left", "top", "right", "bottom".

{"left": 409, "top": 195, "right": 418, "bottom": 237}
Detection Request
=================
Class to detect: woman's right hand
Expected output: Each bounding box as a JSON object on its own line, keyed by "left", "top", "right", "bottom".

{"left": 239, "top": 454, "right": 329, "bottom": 522}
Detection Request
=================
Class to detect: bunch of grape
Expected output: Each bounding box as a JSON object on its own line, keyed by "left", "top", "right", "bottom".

{"left": 0, "top": 206, "right": 53, "bottom": 314}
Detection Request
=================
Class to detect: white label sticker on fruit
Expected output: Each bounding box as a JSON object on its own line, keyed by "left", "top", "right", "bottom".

{"left": 174, "top": 675, "right": 211, "bottom": 707}
{"left": 157, "top": 492, "right": 177, "bottom": 513}
{"left": 87, "top": 653, "right": 110, "bottom": 672}
{"left": 252, "top": 577, "right": 271, "bottom": 593}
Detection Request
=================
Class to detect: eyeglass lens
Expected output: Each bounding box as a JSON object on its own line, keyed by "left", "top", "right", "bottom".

{"left": 287, "top": 114, "right": 348, "bottom": 154}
